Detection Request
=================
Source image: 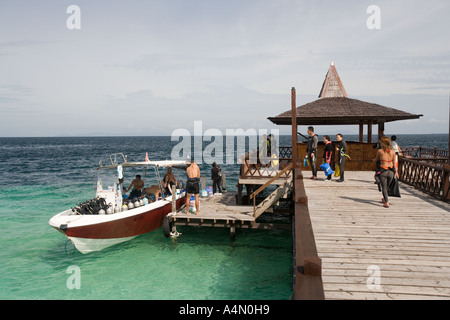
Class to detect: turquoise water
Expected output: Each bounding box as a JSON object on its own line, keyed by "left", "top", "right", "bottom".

{"left": 0, "top": 184, "right": 292, "bottom": 300}
{"left": 0, "top": 136, "right": 292, "bottom": 300}
{"left": 0, "top": 134, "right": 447, "bottom": 300}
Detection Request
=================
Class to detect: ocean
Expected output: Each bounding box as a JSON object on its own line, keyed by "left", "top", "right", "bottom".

{"left": 0, "top": 134, "right": 447, "bottom": 300}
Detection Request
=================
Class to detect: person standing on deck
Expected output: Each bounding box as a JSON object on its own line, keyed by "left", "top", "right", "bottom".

{"left": 336, "top": 133, "right": 348, "bottom": 182}
{"left": 307, "top": 126, "right": 319, "bottom": 180}
{"left": 268, "top": 134, "right": 278, "bottom": 157}
{"left": 375, "top": 136, "right": 398, "bottom": 208}
{"left": 323, "top": 135, "right": 333, "bottom": 181}
{"left": 259, "top": 134, "right": 270, "bottom": 166}
{"left": 391, "top": 135, "right": 403, "bottom": 172}
{"left": 211, "top": 162, "right": 222, "bottom": 195}
{"left": 186, "top": 160, "right": 200, "bottom": 214}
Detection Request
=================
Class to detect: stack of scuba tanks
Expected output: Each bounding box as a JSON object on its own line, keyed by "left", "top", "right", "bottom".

{"left": 72, "top": 197, "right": 112, "bottom": 215}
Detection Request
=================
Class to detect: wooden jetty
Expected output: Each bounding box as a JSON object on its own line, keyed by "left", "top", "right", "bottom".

{"left": 164, "top": 167, "right": 293, "bottom": 240}
{"left": 165, "top": 63, "right": 449, "bottom": 300}
{"left": 304, "top": 171, "right": 450, "bottom": 300}
{"left": 168, "top": 192, "right": 289, "bottom": 239}
{"left": 267, "top": 65, "right": 448, "bottom": 300}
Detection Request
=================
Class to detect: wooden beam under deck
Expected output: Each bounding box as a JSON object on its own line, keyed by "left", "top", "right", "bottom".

{"left": 169, "top": 192, "right": 291, "bottom": 231}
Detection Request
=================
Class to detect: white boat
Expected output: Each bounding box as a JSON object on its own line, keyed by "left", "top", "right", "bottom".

{"left": 49, "top": 153, "right": 187, "bottom": 254}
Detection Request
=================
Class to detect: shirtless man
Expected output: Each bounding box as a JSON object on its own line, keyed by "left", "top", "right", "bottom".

{"left": 126, "top": 175, "right": 144, "bottom": 199}
{"left": 185, "top": 160, "right": 200, "bottom": 214}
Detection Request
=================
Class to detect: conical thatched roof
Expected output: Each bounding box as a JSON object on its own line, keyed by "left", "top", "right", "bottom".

{"left": 268, "top": 97, "right": 423, "bottom": 125}
{"left": 268, "top": 62, "right": 423, "bottom": 126}
{"left": 318, "top": 61, "right": 348, "bottom": 98}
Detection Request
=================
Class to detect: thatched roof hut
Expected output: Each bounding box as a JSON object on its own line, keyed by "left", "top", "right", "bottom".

{"left": 267, "top": 97, "right": 422, "bottom": 126}
{"left": 268, "top": 62, "right": 423, "bottom": 142}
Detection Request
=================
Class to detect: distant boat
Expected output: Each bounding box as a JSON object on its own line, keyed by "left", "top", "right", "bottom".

{"left": 49, "top": 154, "right": 187, "bottom": 254}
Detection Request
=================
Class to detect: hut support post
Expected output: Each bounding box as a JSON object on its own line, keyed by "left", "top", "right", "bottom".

{"left": 359, "top": 121, "right": 364, "bottom": 143}
{"left": 368, "top": 121, "right": 373, "bottom": 144}
{"left": 378, "top": 122, "right": 385, "bottom": 140}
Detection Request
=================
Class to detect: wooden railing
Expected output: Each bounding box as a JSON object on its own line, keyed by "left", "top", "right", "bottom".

{"left": 291, "top": 162, "right": 325, "bottom": 300}
{"left": 398, "top": 157, "right": 450, "bottom": 202}
{"left": 402, "top": 146, "right": 449, "bottom": 160}
{"left": 239, "top": 147, "right": 293, "bottom": 179}
{"left": 249, "top": 163, "right": 293, "bottom": 218}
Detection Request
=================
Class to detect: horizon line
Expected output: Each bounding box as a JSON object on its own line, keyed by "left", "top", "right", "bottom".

{"left": 1, "top": 133, "right": 449, "bottom": 139}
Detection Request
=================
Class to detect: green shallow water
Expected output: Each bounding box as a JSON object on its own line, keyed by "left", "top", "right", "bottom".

{"left": 0, "top": 184, "right": 292, "bottom": 300}
{"left": 1, "top": 134, "right": 447, "bottom": 299}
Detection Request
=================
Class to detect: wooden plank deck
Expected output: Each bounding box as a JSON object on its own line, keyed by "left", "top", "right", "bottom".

{"left": 303, "top": 171, "right": 450, "bottom": 300}
{"left": 172, "top": 193, "right": 255, "bottom": 227}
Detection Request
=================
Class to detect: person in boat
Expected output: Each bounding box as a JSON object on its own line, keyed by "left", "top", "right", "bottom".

{"left": 126, "top": 174, "right": 144, "bottom": 199}
{"left": 142, "top": 185, "right": 160, "bottom": 202}
{"left": 163, "top": 167, "right": 178, "bottom": 196}
{"left": 306, "top": 126, "right": 318, "bottom": 180}
{"left": 186, "top": 160, "right": 200, "bottom": 214}
{"left": 374, "top": 136, "right": 398, "bottom": 208}
{"left": 323, "top": 135, "right": 333, "bottom": 181}
{"left": 217, "top": 165, "right": 225, "bottom": 191}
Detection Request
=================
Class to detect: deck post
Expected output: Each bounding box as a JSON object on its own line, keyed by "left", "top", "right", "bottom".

{"left": 221, "top": 173, "right": 226, "bottom": 192}
{"left": 230, "top": 226, "right": 236, "bottom": 242}
{"left": 201, "top": 176, "right": 206, "bottom": 191}
{"left": 237, "top": 184, "right": 243, "bottom": 205}
{"left": 291, "top": 87, "right": 298, "bottom": 174}
{"left": 172, "top": 185, "right": 177, "bottom": 213}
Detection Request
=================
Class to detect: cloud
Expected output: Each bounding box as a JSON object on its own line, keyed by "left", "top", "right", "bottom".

{"left": 97, "top": 86, "right": 287, "bottom": 136}
{"left": 0, "top": 85, "right": 32, "bottom": 107}
{"left": 0, "top": 0, "right": 449, "bottom": 136}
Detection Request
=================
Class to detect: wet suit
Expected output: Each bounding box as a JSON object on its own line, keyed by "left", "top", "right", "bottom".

{"left": 337, "top": 140, "right": 348, "bottom": 181}
{"left": 307, "top": 134, "right": 318, "bottom": 178}
{"left": 379, "top": 152, "right": 395, "bottom": 205}
{"left": 323, "top": 141, "right": 333, "bottom": 180}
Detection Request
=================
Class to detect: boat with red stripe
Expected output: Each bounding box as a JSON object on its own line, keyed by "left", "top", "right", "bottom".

{"left": 49, "top": 154, "right": 187, "bottom": 254}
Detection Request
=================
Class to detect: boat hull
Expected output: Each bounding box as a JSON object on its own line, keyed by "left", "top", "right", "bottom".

{"left": 50, "top": 196, "right": 186, "bottom": 254}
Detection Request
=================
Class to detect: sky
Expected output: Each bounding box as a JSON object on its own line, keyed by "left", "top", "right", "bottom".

{"left": 0, "top": 0, "right": 449, "bottom": 137}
